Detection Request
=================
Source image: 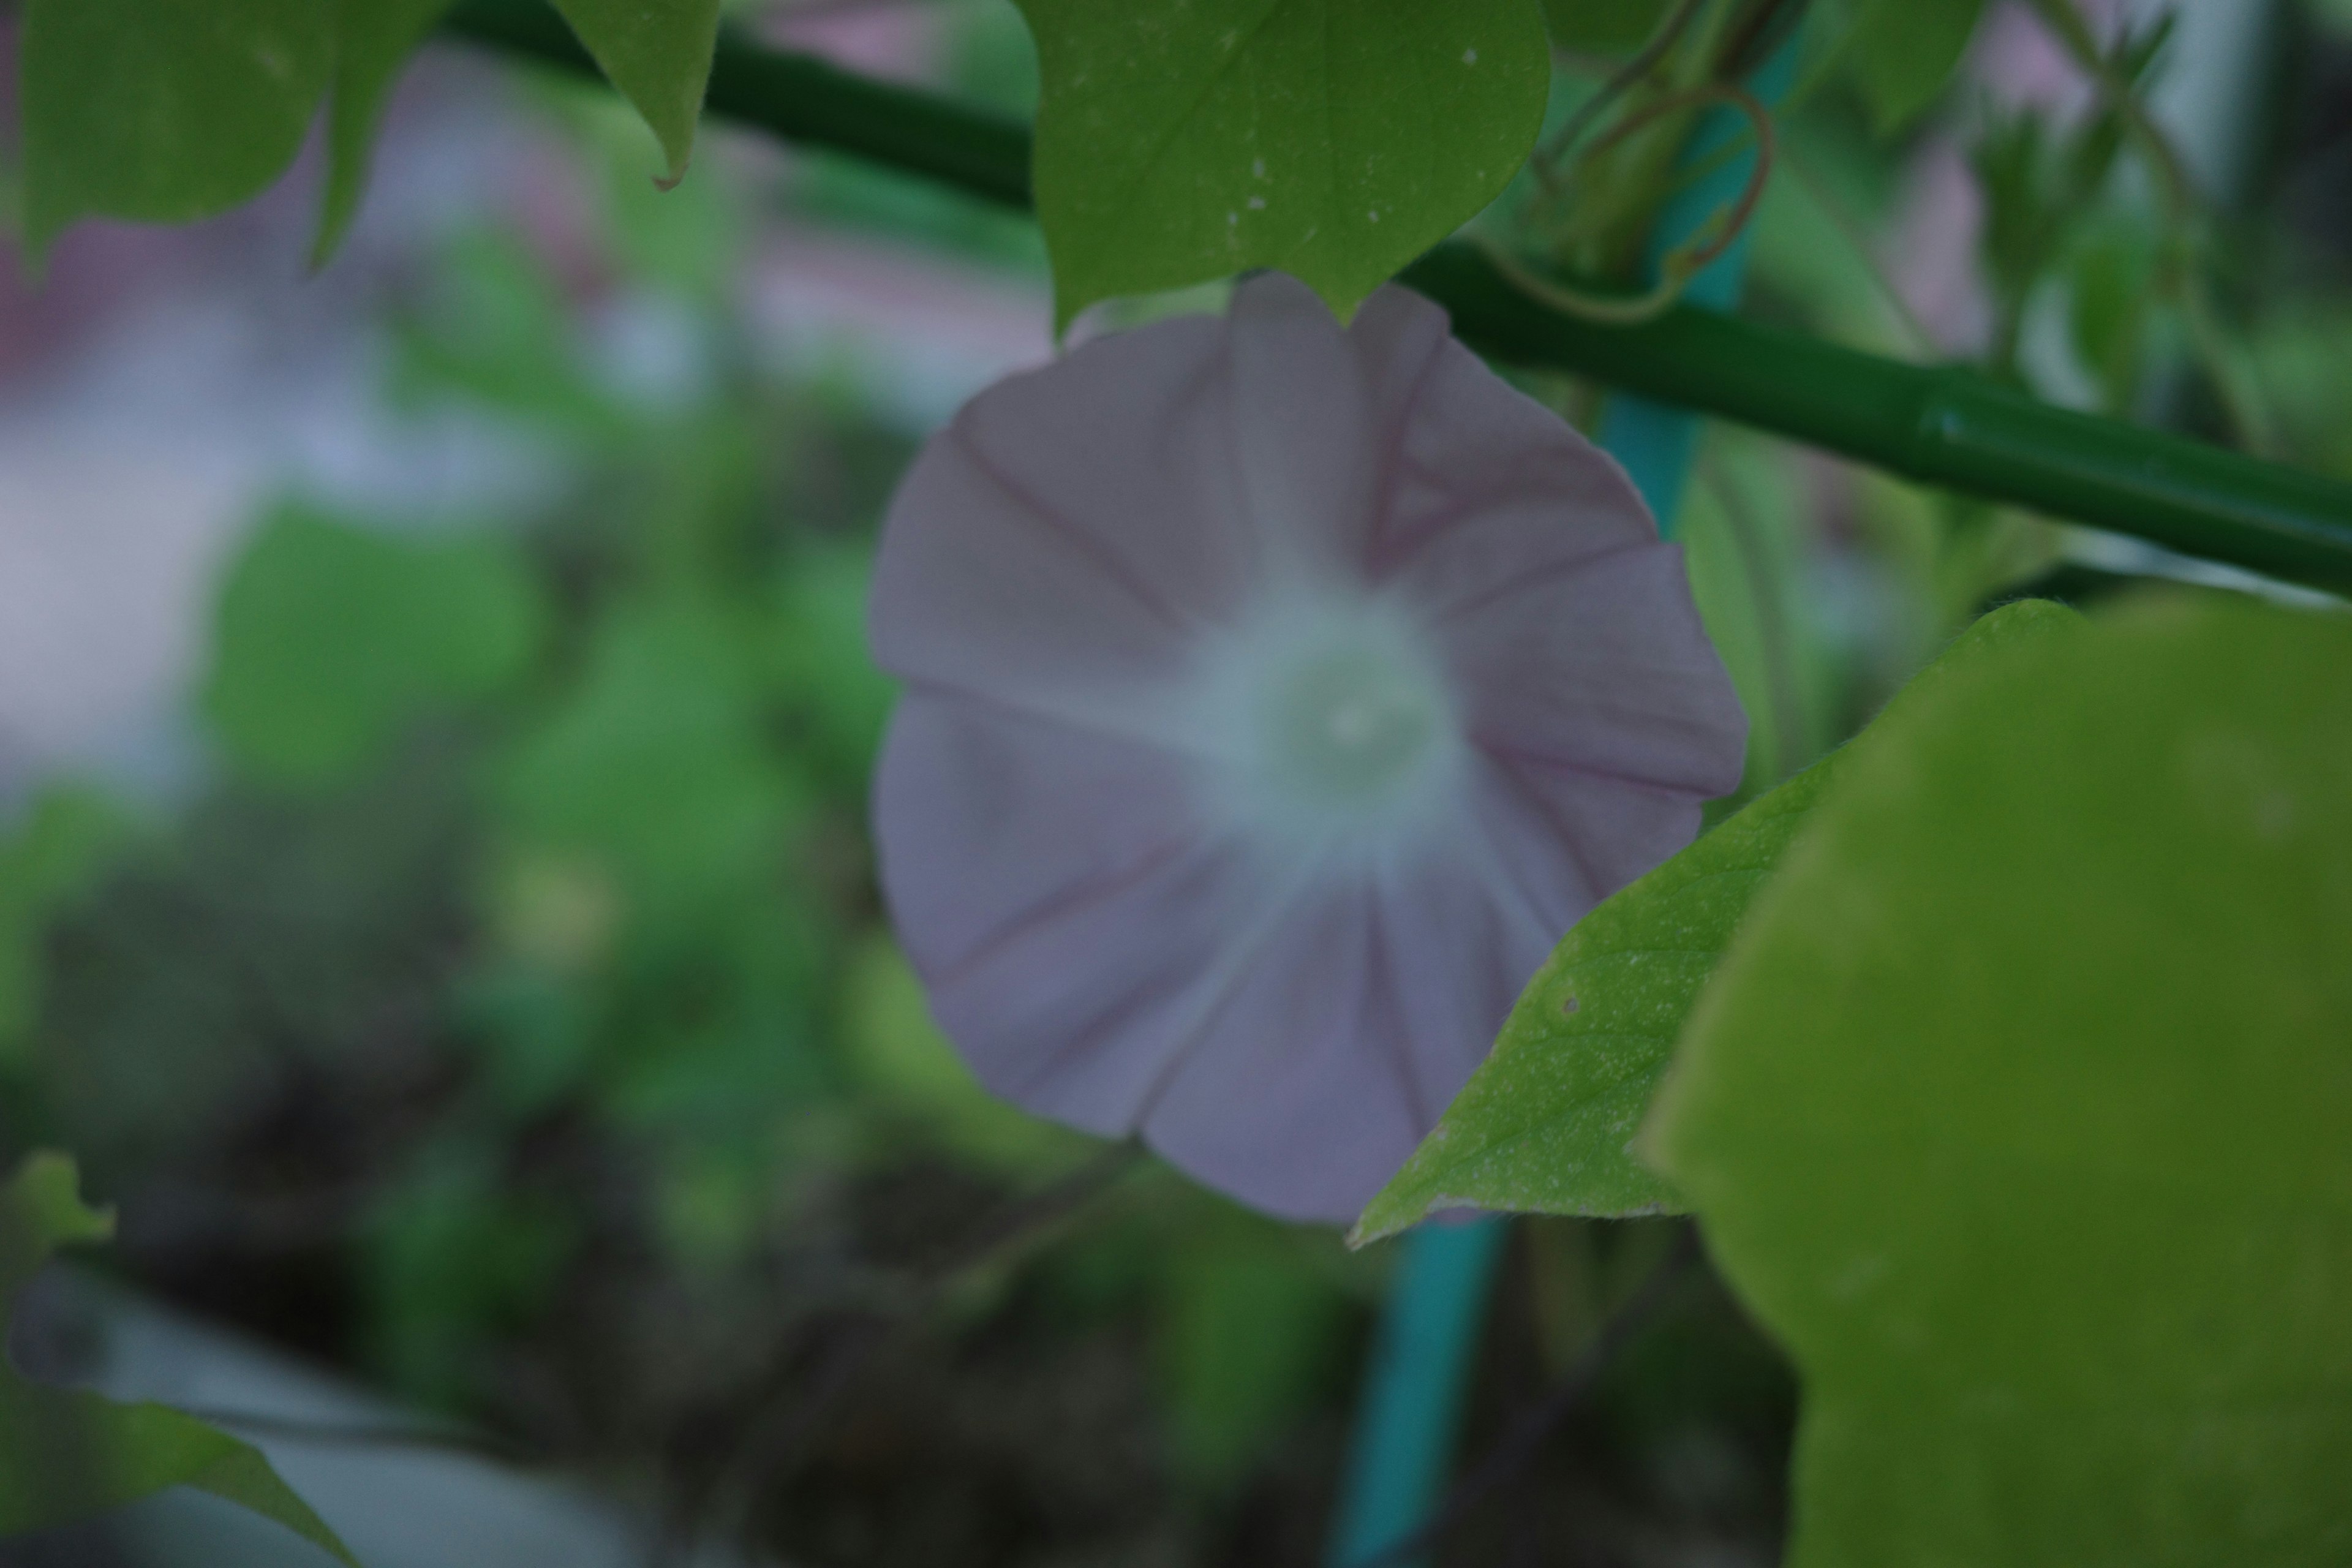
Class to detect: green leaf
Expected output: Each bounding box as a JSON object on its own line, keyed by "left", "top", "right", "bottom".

{"left": 548, "top": 0, "right": 725, "bottom": 186}
{"left": 0, "top": 1155, "right": 116, "bottom": 1269}
{"left": 1354, "top": 600, "right": 2078, "bottom": 1243}
{"left": 361, "top": 1149, "right": 576, "bottom": 1408}
{"left": 18, "top": 0, "right": 334, "bottom": 258}
{"left": 1647, "top": 595, "right": 2352, "bottom": 1567}
{"left": 1012, "top": 0, "right": 1550, "bottom": 326}
{"left": 2064, "top": 217, "right": 2162, "bottom": 412}
{"left": 1540, "top": 0, "right": 1675, "bottom": 55}
{"left": 493, "top": 601, "right": 798, "bottom": 911}
{"left": 0, "top": 1155, "right": 360, "bottom": 1565}
{"left": 1157, "top": 1232, "right": 1347, "bottom": 1486}
{"left": 0, "top": 791, "right": 140, "bottom": 1066}
{"left": 314, "top": 0, "right": 460, "bottom": 266}
{"left": 396, "top": 231, "right": 617, "bottom": 430}
{"left": 1844, "top": 0, "right": 1986, "bottom": 134}
{"left": 760, "top": 546, "right": 899, "bottom": 792}
{"left": 204, "top": 507, "right": 548, "bottom": 788}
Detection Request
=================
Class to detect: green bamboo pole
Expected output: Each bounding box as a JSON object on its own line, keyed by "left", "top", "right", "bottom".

{"left": 440, "top": 0, "right": 2352, "bottom": 595}
{"left": 1406, "top": 247, "right": 2352, "bottom": 592}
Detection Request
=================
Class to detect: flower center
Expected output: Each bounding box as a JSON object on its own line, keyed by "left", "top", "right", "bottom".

{"left": 1263, "top": 645, "right": 1447, "bottom": 807}
{"left": 1185, "top": 590, "right": 1464, "bottom": 852}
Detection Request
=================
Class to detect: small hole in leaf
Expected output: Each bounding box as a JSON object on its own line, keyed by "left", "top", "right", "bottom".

{"left": 1559, "top": 995, "right": 1580, "bottom": 1016}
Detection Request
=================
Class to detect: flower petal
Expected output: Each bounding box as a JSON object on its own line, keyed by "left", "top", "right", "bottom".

{"left": 1464, "top": 745, "right": 1705, "bottom": 927}
{"left": 870, "top": 271, "right": 1751, "bottom": 1224}
{"left": 875, "top": 692, "right": 1240, "bottom": 1134}
{"left": 1366, "top": 310, "right": 1656, "bottom": 584}
{"left": 1446, "top": 543, "right": 1749, "bottom": 802}
{"left": 1224, "top": 273, "right": 1382, "bottom": 581}
{"left": 1348, "top": 283, "right": 1455, "bottom": 451}
{"left": 1138, "top": 881, "right": 1427, "bottom": 1223}
{"left": 1371, "top": 832, "right": 1566, "bottom": 1105}
{"left": 1139, "top": 834, "right": 1562, "bottom": 1224}
{"left": 869, "top": 312, "right": 1253, "bottom": 748}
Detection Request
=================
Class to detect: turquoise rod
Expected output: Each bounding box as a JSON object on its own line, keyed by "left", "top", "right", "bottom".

{"left": 1323, "top": 48, "right": 1795, "bottom": 1567}
{"left": 1325, "top": 1218, "right": 1513, "bottom": 1567}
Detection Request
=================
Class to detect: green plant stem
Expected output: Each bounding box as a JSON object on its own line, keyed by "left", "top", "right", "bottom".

{"left": 1412, "top": 245, "right": 2352, "bottom": 592}
{"left": 439, "top": 0, "right": 2352, "bottom": 594}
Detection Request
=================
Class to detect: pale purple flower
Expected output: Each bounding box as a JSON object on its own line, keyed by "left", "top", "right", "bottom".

{"left": 868, "top": 273, "right": 1746, "bottom": 1223}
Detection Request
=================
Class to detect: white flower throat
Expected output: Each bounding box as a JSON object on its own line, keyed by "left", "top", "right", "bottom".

{"left": 1264, "top": 644, "right": 1447, "bottom": 805}
{"left": 1189, "top": 589, "right": 1466, "bottom": 850}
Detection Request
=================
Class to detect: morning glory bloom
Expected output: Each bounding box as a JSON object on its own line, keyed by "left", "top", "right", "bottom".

{"left": 869, "top": 273, "right": 1746, "bottom": 1223}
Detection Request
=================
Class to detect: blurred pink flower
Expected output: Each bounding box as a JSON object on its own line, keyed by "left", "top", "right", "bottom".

{"left": 869, "top": 273, "right": 1745, "bottom": 1222}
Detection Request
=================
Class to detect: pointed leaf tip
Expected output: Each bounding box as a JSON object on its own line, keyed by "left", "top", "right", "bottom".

{"left": 312, "top": 0, "right": 461, "bottom": 268}
{"left": 548, "top": 0, "right": 724, "bottom": 184}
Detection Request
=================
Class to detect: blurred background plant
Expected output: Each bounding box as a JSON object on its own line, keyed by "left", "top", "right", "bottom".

{"left": 1, "top": 0, "right": 2348, "bottom": 1563}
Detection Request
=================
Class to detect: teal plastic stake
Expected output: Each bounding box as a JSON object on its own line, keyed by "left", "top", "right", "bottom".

{"left": 1324, "top": 47, "right": 1796, "bottom": 1568}
{"left": 1326, "top": 1218, "right": 1512, "bottom": 1567}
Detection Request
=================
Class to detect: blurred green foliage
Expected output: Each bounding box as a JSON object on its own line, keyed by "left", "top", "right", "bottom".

{"left": 0, "top": 792, "right": 139, "bottom": 1068}
{"left": 1157, "top": 1232, "right": 1349, "bottom": 1487}
{"left": 1837, "top": 0, "right": 1989, "bottom": 134}
{"left": 1541, "top": 0, "right": 1675, "bottom": 57}
{"left": 0, "top": 1155, "right": 359, "bottom": 1562}
{"left": 1968, "top": 19, "right": 2162, "bottom": 381}
{"left": 317, "top": 0, "right": 458, "bottom": 263}
{"left": 4, "top": 4, "right": 2350, "bottom": 1561}
{"left": 205, "top": 507, "right": 548, "bottom": 787}
{"left": 15, "top": 0, "right": 719, "bottom": 260}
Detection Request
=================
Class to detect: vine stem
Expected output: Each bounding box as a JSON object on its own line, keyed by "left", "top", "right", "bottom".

{"left": 1483, "top": 83, "right": 1777, "bottom": 328}
{"left": 1532, "top": 0, "right": 1712, "bottom": 192}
